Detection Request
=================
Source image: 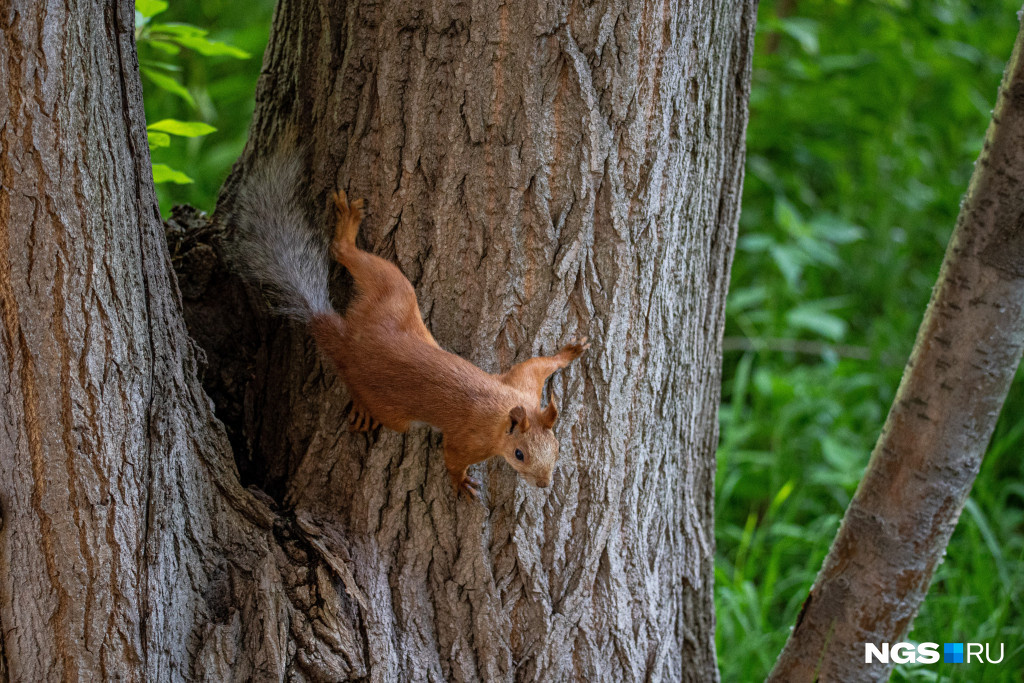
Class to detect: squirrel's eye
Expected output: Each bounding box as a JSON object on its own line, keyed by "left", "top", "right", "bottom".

{"left": 515, "top": 449, "right": 525, "bottom": 461}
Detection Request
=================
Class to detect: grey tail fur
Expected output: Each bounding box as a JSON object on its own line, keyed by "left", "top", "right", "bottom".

{"left": 230, "top": 153, "right": 333, "bottom": 321}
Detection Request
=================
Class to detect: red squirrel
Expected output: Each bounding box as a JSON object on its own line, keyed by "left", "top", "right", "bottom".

{"left": 232, "top": 154, "right": 588, "bottom": 499}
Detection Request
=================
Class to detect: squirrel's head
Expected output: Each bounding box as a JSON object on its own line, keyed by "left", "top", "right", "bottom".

{"left": 500, "top": 398, "right": 560, "bottom": 488}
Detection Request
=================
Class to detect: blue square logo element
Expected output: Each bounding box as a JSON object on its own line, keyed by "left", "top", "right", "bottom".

{"left": 944, "top": 642, "right": 964, "bottom": 663}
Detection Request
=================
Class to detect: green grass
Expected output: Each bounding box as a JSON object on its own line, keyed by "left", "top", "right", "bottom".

{"left": 716, "top": 2, "right": 1024, "bottom": 680}
{"left": 716, "top": 361, "right": 1024, "bottom": 681}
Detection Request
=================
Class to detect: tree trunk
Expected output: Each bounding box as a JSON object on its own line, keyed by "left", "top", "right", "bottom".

{"left": 1, "top": 0, "right": 756, "bottom": 680}
{"left": 768, "top": 15, "right": 1024, "bottom": 683}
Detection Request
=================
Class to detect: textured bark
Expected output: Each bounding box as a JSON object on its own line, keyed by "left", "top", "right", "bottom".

{"left": 1, "top": 0, "right": 755, "bottom": 680}
{"left": 768, "top": 16, "right": 1024, "bottom": 683}
{"left": 0, "top": 2, "right": 156, "bottom": 677}
{"left": 1, "top": 2, "right": 366, "bottom": 681}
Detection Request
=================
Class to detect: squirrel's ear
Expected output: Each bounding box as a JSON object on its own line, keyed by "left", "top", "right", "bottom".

{"left": 509, "top": 405, "right": 529, "bottom": 432}
{"left": 540, "top": 391, "right": 559, "bottom": 429}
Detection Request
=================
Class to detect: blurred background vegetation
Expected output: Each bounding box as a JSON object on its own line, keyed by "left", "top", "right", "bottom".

{"left": 138, "top": 1, "right": 1024, "bottom": 679}
{"left": 135, "top": 0, "right": 274, "bottom": 214}
{"left": 721, "top": 1, "right": 1024, "bottom": 680}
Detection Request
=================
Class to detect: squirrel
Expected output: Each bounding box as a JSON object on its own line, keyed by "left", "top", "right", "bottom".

{"left": 230, "top": 154, "right": 589, "bottom": 499}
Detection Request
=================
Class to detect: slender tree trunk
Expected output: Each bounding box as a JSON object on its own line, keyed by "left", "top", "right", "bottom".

{"left": 1, "top": 0, "right": 756, "bottom": 679}
{"left": 769, "top": 15, "right": 1024, "bottom": 683}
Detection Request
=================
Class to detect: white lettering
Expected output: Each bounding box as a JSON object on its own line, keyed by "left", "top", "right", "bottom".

{"left": 862, "top": 641, "right": 1005, "bottom": 666}
{"left": 917, "top": 642, "right": 939, "bottom": 664}
{"left": 891, "top": 643, "right": 915, "bottom": 664}
{"left": 865, "top": 643, "right": 889, "bottom": 663}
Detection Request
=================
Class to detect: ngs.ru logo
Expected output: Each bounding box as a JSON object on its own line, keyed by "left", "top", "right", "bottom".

{"left": 865, "top": 641, "right": 1004, "bottom": 664}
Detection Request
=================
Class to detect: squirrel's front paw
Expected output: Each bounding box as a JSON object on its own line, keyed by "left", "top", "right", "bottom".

{"left": 460, "top": 475, "right": 482, "bottom": 501}
{"left": 560, "top": 336, "right": 591, "bottom": 360}
{"left": 347, "top": 401, "right": 379, "bottom": 432}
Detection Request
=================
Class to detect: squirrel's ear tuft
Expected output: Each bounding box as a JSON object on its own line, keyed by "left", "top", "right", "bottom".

{"left": 509, "top": 405, "right": 529, "bottom": 432}
{"left": 540, "top": 391, "right": 558, "bottom": 429}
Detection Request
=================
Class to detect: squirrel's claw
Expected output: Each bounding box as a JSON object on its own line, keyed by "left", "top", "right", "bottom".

{"left": 332, "top": 189, "right": 365, "bottom": 222}
{"left": 460, "top": 477, "right": 482, "bottom": 501}
{"left": 349, "top": 197, "right": 365, "bottom": 222}
{"left": 348, "top": 402, "right": 379, "bottom": 432}
{"left": 560, "top": 336, "right": 591, "bottom": 360}
{"left": 331, "top": 190, "right": 348, "bottom": 214}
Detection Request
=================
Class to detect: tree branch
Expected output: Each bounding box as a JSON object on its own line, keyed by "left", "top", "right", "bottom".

{"left": 721, "top": 336, "right": 872, "bottom": 360}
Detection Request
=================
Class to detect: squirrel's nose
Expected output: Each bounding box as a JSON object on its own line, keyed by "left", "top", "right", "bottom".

{"left": 536, "top": 479, "right": 550, "bottom": 488}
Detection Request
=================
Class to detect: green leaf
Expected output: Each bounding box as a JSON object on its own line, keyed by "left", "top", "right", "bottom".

{"left": 140, "top": 68, "right": 195, "bottom": 107}
{"left": 147, "top": 119, "right": 217, "bottom": 137}
{"left": 746, "top": 155, "right": 779, "bottom": 190}
{"left": 778, "top": 17, "right": 820, "bottom": 55}
{"left": 139, "top": 59, "right": 183, "bottom": 72}
{"left": 785, "top": 305, "right": 847, "bottom": 341}
{"left": 728, "top": 286, "right": 769, "bottom": 313}
{"left": 818, "top": 53, "right": 874, "bottom": 74}
{"left": 148, "top": 22, "right": 207, "bottom": 38}
{"left": 737, "top": 234, "right": 774, "bottom": 253}
{"left": 148, "top": 22, "right": 249, "bottom": 58}
{"left": 797, "top": 235, "right": 842, "bottom": 269}
{"left": 168, "top": 34, "right": 250, "bottom": 59}
{"left": 769, "top": 244, "right": 805, "bottom": 288}
{"left": 773, "top": 196, "right": 805, "bottom": 237}
{"left": 810, "top": 215, "right": 866, "bottom": 244}
{"left": 820, "top": 436, "right": 864, "bottom": 476}
{"left": 135, "top": 0, "right": 168, "bottom": 19}
{"left": 152, "top": 164, "right": 194, "bottom": 184}
{"left": 145, "top": 39, "right": 182, "bottom": 56}
{"left": 768, "top": 480, "right": 796, "bottom": 515}
{"left": 147, "top": 131, "right": 171, "bottom": 150}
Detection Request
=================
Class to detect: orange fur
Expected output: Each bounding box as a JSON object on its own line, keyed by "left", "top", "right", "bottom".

{"left": 309, "top": 190, "right": 589, "bottom": 499}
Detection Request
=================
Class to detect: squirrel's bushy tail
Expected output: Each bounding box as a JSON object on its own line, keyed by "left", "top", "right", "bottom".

{"left": 231, "top": 154, "right": 333, "bottom": 320}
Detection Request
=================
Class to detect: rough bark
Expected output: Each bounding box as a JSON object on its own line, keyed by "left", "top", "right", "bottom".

{"left": 1, "top": 2, "right": 366, "bottom": 681}
{"left": 1, "top": 0, "right": 756, "bottom": 680}
{"left": 1, "top": 1, "right": 158, "bottom": 677}
{"left": 768, "top": 15, "right": 1024, "bottom": 683}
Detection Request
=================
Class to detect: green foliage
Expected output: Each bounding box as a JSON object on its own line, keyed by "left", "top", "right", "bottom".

{"left": 145, "top": 118, "right": 218, "bottom": 184}
{"left": 151, "top": 163, "right": 194, "bottom": 185}
{"left": 718, "top": 1, "right": 1024, "bottom": 680}
{"left": 135, "top": 0, "right": 274, "bottom": 213}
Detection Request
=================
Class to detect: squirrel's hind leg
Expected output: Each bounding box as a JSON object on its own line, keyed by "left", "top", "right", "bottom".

{"left": 328, "top": 190, "right": 419, "bottom": 307}
{"left": 330, "top": 189, "right": 364, "bottom": 258}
